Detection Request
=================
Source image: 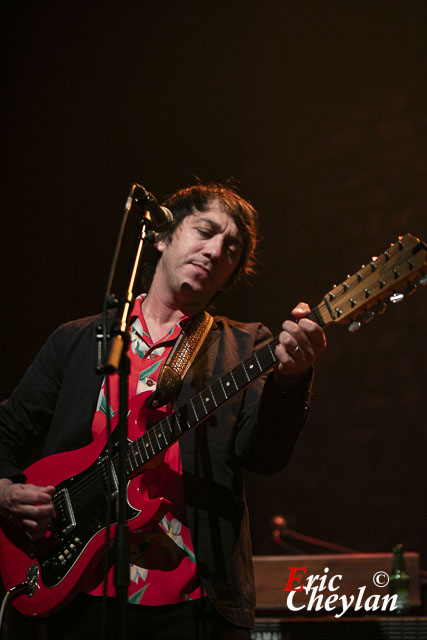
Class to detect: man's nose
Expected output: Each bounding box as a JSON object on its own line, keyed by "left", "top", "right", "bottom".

{"left": 203, "top": 236, "right": 223, "bottom": 260}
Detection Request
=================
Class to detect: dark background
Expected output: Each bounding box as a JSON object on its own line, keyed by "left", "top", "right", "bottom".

{"left": 1, "top": 0, "right": 426, "bottom": 590}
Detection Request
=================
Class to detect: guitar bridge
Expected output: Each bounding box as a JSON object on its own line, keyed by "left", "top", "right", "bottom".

{"left": 53, "top": 488, "right": 76, "bottom": 536}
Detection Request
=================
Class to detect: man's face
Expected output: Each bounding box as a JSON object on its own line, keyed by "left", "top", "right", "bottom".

{"left": 155, "top": 202, "right": 244, "bottom": 306}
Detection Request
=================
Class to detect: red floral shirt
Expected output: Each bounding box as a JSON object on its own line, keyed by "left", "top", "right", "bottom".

{"left": 89, "top": 295, "right": 206, "bottom": 605}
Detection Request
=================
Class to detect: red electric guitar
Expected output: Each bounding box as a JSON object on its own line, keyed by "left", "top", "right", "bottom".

{"left": 0, "top": 233, "right": 425, "bottom": 617}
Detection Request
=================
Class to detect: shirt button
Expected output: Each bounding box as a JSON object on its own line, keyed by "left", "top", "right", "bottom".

{"left": 146, "top": 378, "right": 155, "bottom": 387}
{"left": 148, "top": 353, "right": 157, "bottom": 360}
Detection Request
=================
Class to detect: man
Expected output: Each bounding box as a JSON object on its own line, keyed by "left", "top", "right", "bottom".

{"left": 0, "top": 183, "right": 326, "bottom": 639}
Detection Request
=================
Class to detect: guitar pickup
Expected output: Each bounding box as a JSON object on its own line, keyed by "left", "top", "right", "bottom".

{"left": 53, "top": 488, "right": 76, "bottom": 536}
{"left": 99, "top": 456, "right": 119, "bottom": 498}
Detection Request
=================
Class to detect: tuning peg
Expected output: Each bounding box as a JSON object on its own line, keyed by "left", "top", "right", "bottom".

{"left": 348, "top": 321, "right": 362, "bottom": 333}
{"left": 371, "top": 299, "right": 387, "bottom": 315}
{"left": 390, "top": 292, "right": 404, "bottom": 304}
{"left": 361, "top": 311, "right": 375, "bottom": 323}
{"left": 406, "top": 282, "right": 417, "bottom": 295}
{"left": 377, "top": 299, "right": 388, "bottom": 314}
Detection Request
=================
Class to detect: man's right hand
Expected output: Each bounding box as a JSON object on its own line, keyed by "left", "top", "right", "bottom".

{"left": 0, "top": 478, "right": 56, "bottom": 540}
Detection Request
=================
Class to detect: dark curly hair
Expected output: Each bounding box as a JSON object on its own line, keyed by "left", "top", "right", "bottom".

{"left": 140, "top": 183, "right": 259, "bottom": 292}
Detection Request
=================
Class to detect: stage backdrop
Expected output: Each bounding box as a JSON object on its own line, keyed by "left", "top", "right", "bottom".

{"left": 2, "top": 1, "right": 426, "bottom": 578}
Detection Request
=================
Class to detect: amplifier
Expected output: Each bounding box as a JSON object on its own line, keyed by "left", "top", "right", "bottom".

{"left": 251, "top": 617, "right": 427, "bottom": 640}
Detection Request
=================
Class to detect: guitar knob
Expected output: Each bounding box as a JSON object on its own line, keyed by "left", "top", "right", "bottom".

{"left": 348, "top": 321, "right": 362, "bottom": 333}
{"left": 390, "top": 292, "right": 404, "bottom": 304}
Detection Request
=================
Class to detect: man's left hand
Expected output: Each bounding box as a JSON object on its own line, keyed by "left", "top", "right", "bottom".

{"left": 273, "top": 302, "right": 326, "bottom": 388}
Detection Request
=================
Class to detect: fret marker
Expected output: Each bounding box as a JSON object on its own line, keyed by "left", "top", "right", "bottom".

{"left": 226, "top": 381, "right": 231, "bottom": 386}
{"left": 249, "top": 364, "right": 254, "bottom": 369}
{"left": 205, "top": 397, "right": 210, "bottom": 402}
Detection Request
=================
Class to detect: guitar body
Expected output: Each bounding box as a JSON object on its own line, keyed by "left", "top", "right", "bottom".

{"left": 0, "top": 434, "right": 169, "bottom": 617}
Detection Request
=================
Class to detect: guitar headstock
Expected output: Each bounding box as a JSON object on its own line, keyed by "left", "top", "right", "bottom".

{"left": 313, "top": 233, "right": 426, "bottom": 331}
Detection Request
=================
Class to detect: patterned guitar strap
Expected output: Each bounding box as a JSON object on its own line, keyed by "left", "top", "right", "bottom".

{"left": 148, "top": 310, "right": 214, "bottom": 409}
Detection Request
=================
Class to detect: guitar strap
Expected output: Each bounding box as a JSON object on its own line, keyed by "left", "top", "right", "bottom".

{"left": 148, "top": 310, "right": 214, "bottom": 409}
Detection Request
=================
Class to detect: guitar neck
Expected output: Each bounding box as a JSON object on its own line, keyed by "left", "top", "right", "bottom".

{"left": 123, "top": 331, "right": 289, "bottom": 477}
{"left": 122, "top": 232, "right": 426, "bottom": 478}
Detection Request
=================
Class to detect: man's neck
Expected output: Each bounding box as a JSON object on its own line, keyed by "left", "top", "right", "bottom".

{"left": 142, "top": 284, "right": 206, "bottom": 343}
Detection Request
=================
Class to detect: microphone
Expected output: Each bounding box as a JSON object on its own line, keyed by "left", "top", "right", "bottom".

{"left": 132, "top": 184, "right": 173, "bottom": 232}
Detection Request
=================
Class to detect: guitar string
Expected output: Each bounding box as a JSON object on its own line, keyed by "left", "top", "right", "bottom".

{"left": 51, "top": 311, "right": 325, "bottom": 516}
{"left": 60, "top": 345, "right": 277, "bottom": 504}
{"left": 53, "top": 250, "right": 418, "bottom": 506}
{"left": 53, "top": 362, "right": 256, "bottom": 509}
{"left": 55, "top": 251, "right": 422, "bottom": 508}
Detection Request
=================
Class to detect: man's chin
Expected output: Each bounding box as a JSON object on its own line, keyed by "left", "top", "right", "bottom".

{"left": 180, "top": 281, "right": 213, "bottom": 301}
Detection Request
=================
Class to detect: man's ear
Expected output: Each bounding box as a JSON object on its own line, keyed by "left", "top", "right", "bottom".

{"left": 155, "top": 236, "right": 166, "bottom": 253}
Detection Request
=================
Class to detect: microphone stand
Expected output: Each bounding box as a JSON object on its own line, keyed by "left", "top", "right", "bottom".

{"left": 97, "top": 184, "right": 157, "bottom": 638}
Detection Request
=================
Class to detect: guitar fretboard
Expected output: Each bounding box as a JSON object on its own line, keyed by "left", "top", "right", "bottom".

{"left": 120, "top": 308, "right": 320, "bottom": 477}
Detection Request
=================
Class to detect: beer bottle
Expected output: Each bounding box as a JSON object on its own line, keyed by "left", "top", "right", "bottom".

{"left": 389, "top": 543, "right": 410, "bottom": 614}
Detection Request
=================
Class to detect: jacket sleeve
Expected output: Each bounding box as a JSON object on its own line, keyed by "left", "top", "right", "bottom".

{"left": 0, "top": 325, "right": 66, "bottom": 481}
{"left": 234, "top": 322, "right": 312, "bottom": 475}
